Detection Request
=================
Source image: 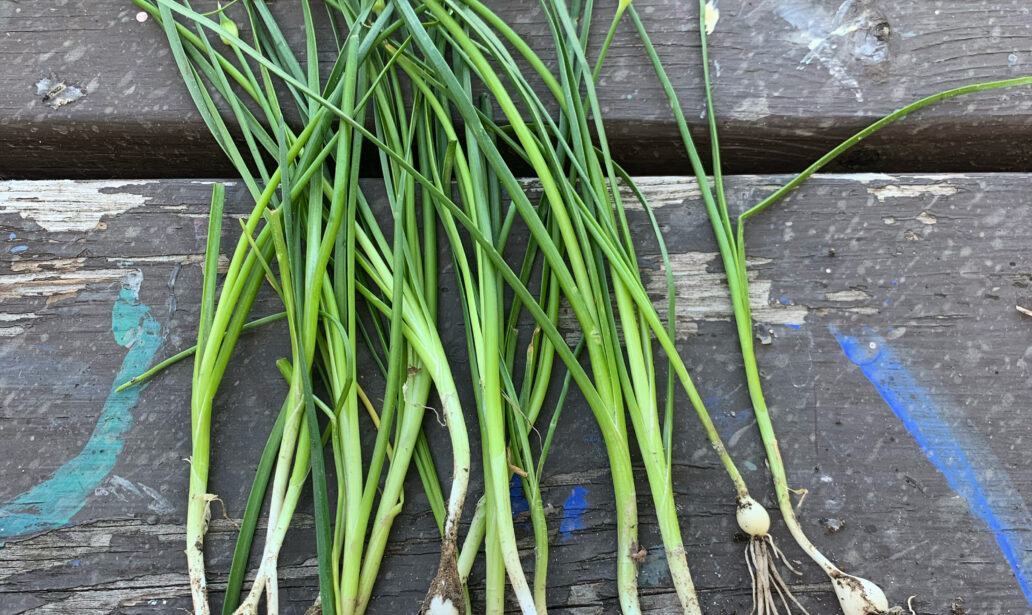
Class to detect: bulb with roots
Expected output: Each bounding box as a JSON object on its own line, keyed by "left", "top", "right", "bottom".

{"left": 736, "top": 495, "right": 891, "bottom": 615}
{"left": 736, "top": 496, "right": 809, "bottom": 614}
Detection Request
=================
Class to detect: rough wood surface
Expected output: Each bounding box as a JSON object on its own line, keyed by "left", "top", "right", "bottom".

{"left": 3, "top": 175, "right": 1032, "bottom": 614}
{"left": 2, "top": 1, "right": 1032, "bottom": 179}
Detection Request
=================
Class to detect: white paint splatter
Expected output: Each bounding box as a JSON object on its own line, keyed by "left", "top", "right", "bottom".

{"left": 139, "top": 483, "right": 175, "bottom": 515}
{"left": 773, "top": 0, "right": 875, "bottom": 102}
{"left": 35, "top": 78, "right": 86, "bottom": 109}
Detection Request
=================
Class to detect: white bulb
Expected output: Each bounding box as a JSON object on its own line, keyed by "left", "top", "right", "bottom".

{"left": 426, "top": 596, "right": 460, "bottom": 615}
{"left": 833, "top": 574, "right": 889, "bottom": 614}
{"left": 736, "top": 495, "right": 771, "bottom": 536}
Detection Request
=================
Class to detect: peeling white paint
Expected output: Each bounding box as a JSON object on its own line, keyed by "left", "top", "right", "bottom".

{"left": 0, "top": 313, "right": 40, "bottom": 322}
{"left": 0, "top": 268, "right": 130, "bottom": 300}
{"left": 559, "top": 251, "right": 807, "bottom": 340}
{"left": 733, "top": 97, "right": 771, "bottom": 121}
{"left": 0, "top": 180, "right": 150, "bottom": 233}
{"left": 869, "top": 183, "right": 959, "bottom": 202}
{"left": 916, "top": 211, "right": 938, "bottom": 225}
{"left": 825, "top": 289, "right": 872, "bottom": 302}
{"left": 826, "top": 173, "right": 895, "bottom": 184}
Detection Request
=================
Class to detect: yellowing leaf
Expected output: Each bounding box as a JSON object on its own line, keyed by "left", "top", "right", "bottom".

{"left": 704, "top": 1, "right": 720, "bottom": 35}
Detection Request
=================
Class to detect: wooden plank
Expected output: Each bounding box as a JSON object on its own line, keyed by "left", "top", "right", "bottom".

{"left": 3, "top": 1, "right": 1032, "bottom": 178}
{"left": 2, "top": 174, "right": 1032, "bottom": 614}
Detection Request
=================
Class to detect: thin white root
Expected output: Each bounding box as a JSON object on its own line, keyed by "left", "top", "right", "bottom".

{"left": 745, "top": 535, "right": 810, "bottom": 615}
{"left": 303, "top": 597, "right": 322, "bottom": 615}
{"left": 788, "top": 487, "right": 808, "bottom": 511}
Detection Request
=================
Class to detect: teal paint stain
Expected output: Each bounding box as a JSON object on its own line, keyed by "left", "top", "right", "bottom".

{"left": 0, "top": 272, "right": 163, "bottom": 539}
{"left": 637, "top": 544, "right": 669, "bottom": 588}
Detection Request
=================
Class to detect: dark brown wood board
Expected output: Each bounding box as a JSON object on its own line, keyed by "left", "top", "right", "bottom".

{"left": 3, "top": 1, "right": 1032, "bottom": 179}
{"left": 2, "top": 174, "right": 1032, "bottom": 614}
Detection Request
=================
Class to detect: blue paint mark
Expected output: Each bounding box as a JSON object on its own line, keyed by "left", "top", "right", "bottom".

{"left": 779, "top": 297, "right": 791, "bottom": 304}
{"left": 703, "top": 388, "right": 754, "bottom": 441}
{"left": 10, "top": 245, "right": 27, "bottom": 254}
{"left": 583, "top": 431, "right": 607, "bottom": 466}
{"left": 509, "top": 477, "right": 529, "bottom": 519}
{"left": 509, "top": 476, "right": 531, "bottom": 532}
{"left": 786, "top": 323, "right": 802, "bottom": 330}
{"left": 0, "top": 274, "right": 163, "bottom": 539}
{"left": 892, "top": 279, "right": 899, "bottom": 286}
{"left": 70, "top": 559, "right": 81, "bottom": 567}
{"left": 884, "top": 299, "right": 890, "bottom": 306}
{"left": 831, "top": 326, "right": 1032, "bottom": 606}
{"left": 8, "top": 232, "right": 15, "bottom": 240}
{"left": 559, "top": 486, "right": 588, "bottom": 541}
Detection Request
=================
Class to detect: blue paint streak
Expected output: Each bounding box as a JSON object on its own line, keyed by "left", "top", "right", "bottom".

{"left": 509, "top": 476, "right": 531, "bottom": 532}
{"left": 559, "top": 486, "right": 588, "bottom": 541}
{"left": 786, "top": 323, "right": 802, "bottom": 330}
{"left": 704, "top": 388, "right": 754, "bottom": 441}
{"left": 10, "top": 245, "right": 27, "bottom": 254}
{"left": 0, "top": 277, "right": 163, "bottom": 539}
{"left": 8, "top": 232, "right": 15, "bottom": 240}
{"left": 779, "top": 297, "right": 791, "bottom": 304}
{"left": 509, "top": 476, "right": 529, "bottom": 519}
{"left": 831, "top": 326, "right": 1032, "bottom": 605}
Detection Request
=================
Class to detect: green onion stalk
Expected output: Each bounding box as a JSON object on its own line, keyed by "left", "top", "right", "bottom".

{"left": 621, "top": 0, "right": 1032, "bottom": 611}
{"left": 344, "top": 33, "right": 475, "bottom": 613}
{"left": 392, "top": 2, "right": 644, "bottom": 610}
{"left": 133, "top": 2, "right": 332, "bottom": 612}
{"left": 432, "top": 0, "right": 728, "bottom": 609}
{"left": 394, "top": 0, "right": 746, "bottom": 611}
{"left": 189, "top": 4, "right": 472, "bottom": 613}
{"left": 385, "top": 37, "right": 545, "bottom": 611}
{"left": 403, "top": 5, "right": 577, "bottom": 611}
{"left": 131, "top": 2, "right": 461, "bottom": 614}
{"left": 542, "top": 0, "right": 711, "bottom": 609}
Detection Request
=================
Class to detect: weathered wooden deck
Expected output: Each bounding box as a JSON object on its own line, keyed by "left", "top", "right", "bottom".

{"left": 2, "top": 1, "right": 1032, "bottom": 614}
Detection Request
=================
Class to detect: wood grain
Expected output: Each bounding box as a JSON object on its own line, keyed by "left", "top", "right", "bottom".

{"left": 2, "top": 175, "right": 1032, "bottom": 613}
{"left": 2, "top": 1, "right": 1032, "bottom": 178}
